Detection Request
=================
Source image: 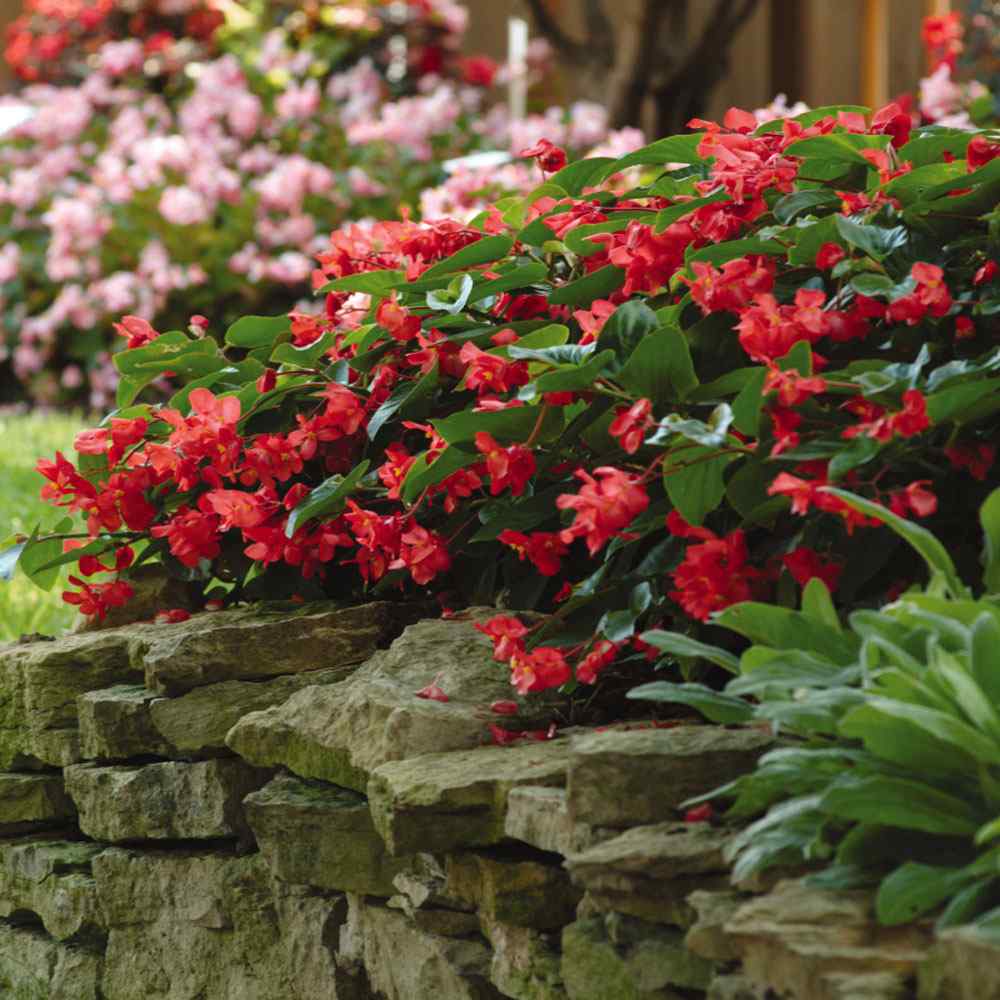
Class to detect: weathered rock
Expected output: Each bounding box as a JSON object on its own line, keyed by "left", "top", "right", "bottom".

{"left": 368, "top": 738, "right": 573, "bottom": 855}
{"left": 389, "top": 902, "right": 482, "bottom": 938}
{"left": 566, "top": 823, "right": 731, "bottom": 928}
{"left": 0, "top": 921, "right": 102, "bottom": 999}
{"left": 0, "top": 773, "right": 76, "bottom": 833}
{"left": 0, "top": 836, "right": 104, "bottom": 941}
{"left": 95, "top": 847, "right": 368, "bottom": 1000}
{"left": 707, "top": 975, "right": 763, "bottom": 1000}
{"left": 567, "top": 727, "right": 773, "bottom": 827}
{"left": 685, "top": 889, "right": 746, "bottom": 961}
{"left": 65, "top": 758, "right": 271, "bottom": 843}
{"left": 823, "top": 971, "right": 911, "bottom": 999}
{"left": 505, "top": 786, "right": 608, "bottom": 855}
{"left": 919, "top": 925, "right": 1000, "bottom": 1000}
{"left": 442, "top": 850, "right": 580, "bottom": 930}
{"left": 723, "top": 879, "right": 932, "bottom": 1000}
{"left": 483, "top": 918, "right": 568, "bottom": 1000}
{"left": 80, "top": 669, "right": 347, "bottom": 762}
{"left": 344, "top": 895, "right": 502, "bottom": 1000}
{"left": 561, "top": 914, "right": 716, "bottom": 999}
{"left": 244, "top": 773, "right": 407, "bottom": 896}
{"left": 227, "top": 612, "right": 557, "bottom": 791}
{"left": 0, "top": 627, "right": 143, "bottom": 768}
{"left": 134, "top": 600, "right": 413, "bottom": 695}
{"left": 78, "top": 684, "right": 172, "bottom": 760}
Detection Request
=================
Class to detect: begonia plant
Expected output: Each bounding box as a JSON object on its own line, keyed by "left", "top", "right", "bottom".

{"left": 14, "top": 103, "right": 1000, "bottom": 706}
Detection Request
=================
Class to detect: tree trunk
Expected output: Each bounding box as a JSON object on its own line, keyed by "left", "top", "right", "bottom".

{"left": 524, "top": 0, "right": 762, "bottom": 135}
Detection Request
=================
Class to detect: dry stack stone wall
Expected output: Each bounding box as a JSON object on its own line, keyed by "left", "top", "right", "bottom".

{"left": 0, "top": 600, "right": 995, "bottom": 1000}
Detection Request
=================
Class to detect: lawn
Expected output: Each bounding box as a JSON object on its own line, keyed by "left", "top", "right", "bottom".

{"left": 0, "top": 410, "right": 83, "bottom": 641}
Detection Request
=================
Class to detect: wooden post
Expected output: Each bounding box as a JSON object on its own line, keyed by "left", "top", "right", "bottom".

{"left": 924, "top": 0, "right": 951, "bottom": 15}
{"left": 508, "top": 17, "right": 529, "bottom": 122}
{"left": 861, "top": 0, "right": 890, "bottom": 110}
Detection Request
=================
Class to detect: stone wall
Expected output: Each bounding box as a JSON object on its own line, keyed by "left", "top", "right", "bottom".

{"left": 0, "top": 600, "right": 994, "bottom": 1000}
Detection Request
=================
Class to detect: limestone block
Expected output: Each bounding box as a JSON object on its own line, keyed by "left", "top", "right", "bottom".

{"left": 561, "top": 914, "right": 715, "bottom": 999}
{"left": 244, "top": 773, "right": 407, "bottom": 896}
{"left": 0, "top": 922, "right": 102, "bottom": 1000}
{"left": 65, "top": 759, "right": 271, "bottom": 843}
{"left": 0, "top": 627, "right": 143, "bottom": 769}
{"left": 483, "top": 917, "right": 568, "bottom": 1000}
{"left": 707, "top": 975, "right": 764, "bottom": 1000}
{"left": 442, "top": 850, "right": 580, "bottom": 930}
{"left": 79, "top": 670, "right": 346, "bottom": 762}
{"left": 133, "top": 600, "right": 412, "bottom": 695}
{"left": 0, "top": 836, "right": 105, "bottom": 941}
{"left": 346, "top": 895, "right": 502, "bottom": 1000}
{"left": 227, "top": 612, "right": 557, "bottom": 792}
{"left": 723, "top": 879, "right": 932, "bottom": 1000}
{"left": 95, "top": 848, "right": 368, "bottom": 1000}
{"left": 0, "top": 772, "right": 76, "bottom": 833}
{"left": 368, "top": 738, "right": 573, "bottom": 855}
{"left": 78, "top": 684, "right": 171, "bottom": 760}
{"left": 505, "top": 786, "right": 608, "bottom": 855}
{"left": 919, "top": 926, "right": 1000, "bottom": 1000}
{"left": 567, "top": 727, "right": 773, "bottom": 827}
{"left": 685, "top": 889, "right": 746, "bottom": 961}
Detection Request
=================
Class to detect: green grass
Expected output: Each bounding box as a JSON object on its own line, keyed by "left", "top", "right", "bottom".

{"left": 0, "top": 410, "right": 84, "bottom": 641}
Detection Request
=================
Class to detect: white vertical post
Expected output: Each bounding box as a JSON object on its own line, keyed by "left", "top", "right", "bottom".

{"left": 508, "top": 16, "right": 529, "bottom": 122}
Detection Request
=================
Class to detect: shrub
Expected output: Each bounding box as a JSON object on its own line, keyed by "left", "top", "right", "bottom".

{"left": 632, "top": 487, "right": 1000, "bottom": 929}
{"left": 0, "top": 3, "right": 629, "bottom": 407}
{"left": 16, "top": 106, "right": 1000, "bottom": 702}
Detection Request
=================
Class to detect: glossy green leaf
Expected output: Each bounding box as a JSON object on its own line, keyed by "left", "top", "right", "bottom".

{"left": 285, "top": 461, "right": 370, "bottom": 538}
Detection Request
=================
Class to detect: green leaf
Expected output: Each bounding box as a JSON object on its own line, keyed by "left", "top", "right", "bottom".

{"left": 467, "top": 262, "right": 549, "bottom": 304}
{"left": 664, "top": 447, "right": 736, "bottom": 525}
{"left": 367, "top": 363, "right": 439, "bottom": 439}
{"left": 270, "top": 334, "right": 337, "bottom": 368}
{"left": 650, "top": 404, "right": 734, "bottom": 448}
{"left": 626, "top": 681, "right": 753, "bottom": 724}
{"left": 820, "top": 774, "right": 982, "bottom": 836}
{"left": 834, "top": 216, "right": 908, "bottom": 260}
{"left": 549, "top": 157, "right": 616, "bottom": 195}
{"left": 714, "top": 602, "right": 859, "bottom": 664}
{"left": 420, "top": 235, "right": 514, "bottom": 280}
{"left": 600, "top": 133, "right": 705, "bottom": 176}
{"left": 317, "top": 270, "right": 404, "bottom": 296}
{"left": 877, "top": 863, "right": 973, "bottom": 925}
{"left": 821, "top": 487, "right": 968, "bottom": 598}
{"left": 18, "top": 518, "right": 72, "bottom": 592}
{"left": 980, "top": 487, "right": 1000, "bottom": 593}
{"left": 654, "top": 190, "right": 729, "bottom": 232}
{"left": 732, "top": 367, "right": 767, "bottom": 437}
{"left": 772, "top": 188, "right": 840, "bottom": 224}
{"left": 784, "top": 132, "right": 892, "bottom": 163}
{"left": 400, "top": 445, "right": 477, "bottom": 505}
{"left": 224, "top": 314, "right": 291, "bottom": 349}
{"left": 638, "top": 629, "right": 740, "bottom": 674}
{"left": 284, "top": 460, "right": 370, "bottom": 538}
{"left": 523, "top": 350, "right": 616, "bottom": 399}
{"left": 596, "top": 300, "right": 659, "bottom": 361}
{"left": 426, "top": 273, "right": 475, "bottom": 314}
{"left": 617, "top": 327, "right": 698, "bottom": 405}
{"left": 801, "top": 578, "right": 841, "bottom": 631}
{"left": 549, "top": 265, "right": 625, "bottom": 307}
{"left": 433, "top": 405, "right": 553, "bottom": 446}
{"left": 687, "top": 238, "right": 784, "bottom": 268}
{"left": 897, "top": 128, "right": 972, "bottom": 168}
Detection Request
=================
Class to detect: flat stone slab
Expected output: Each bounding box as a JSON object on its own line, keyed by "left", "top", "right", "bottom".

{"left": 0, "top": 628, "right": 144, "bottom": 769}
{"left": 562, "top": 913, "right": 715, "bottom": 998}
{"left": 567, "top": 726, "right": 773, "bottom": 827}
{"left": 65, "top": 759, "right": 272, "bottom": 843}
{"left": 79, "top": 670, "right": 347, "bottom": 761}
{"left": 482, "top": 916, "right": 569, "bottom": 1000}
{"left": 0, "top": 772, "right": 76, "bottom": 833}
{"left": 0, "top": 836, "right": 105, "bottom": 941}
{"left": 343, "top": 895, "right": 499, "bottom": 1000}
{"left": 723, "top": 879, "right": 932, "bottom": 999}
{"left": 227, "top": 612, "right": 557, "bottom": 792}
{"left": 132, "top": 600, "right": 415, "bottom": 695}
{"left": 921, "top": 926, "right": 1000, "bottom": 1000}
{"left": 368, "top": 738, "right": 574, "bottom": 855}
{"left": 244, "top": 773, "right": 408, "bottom": 896}
{"left": 0, "top": 921, "right": 102, "bottom": 1000}
{"left": 505, "top": 785, "right": 609, "bottom": 855}
{"left": 94, "top": 848, "right": 361, "bottom": 1000}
